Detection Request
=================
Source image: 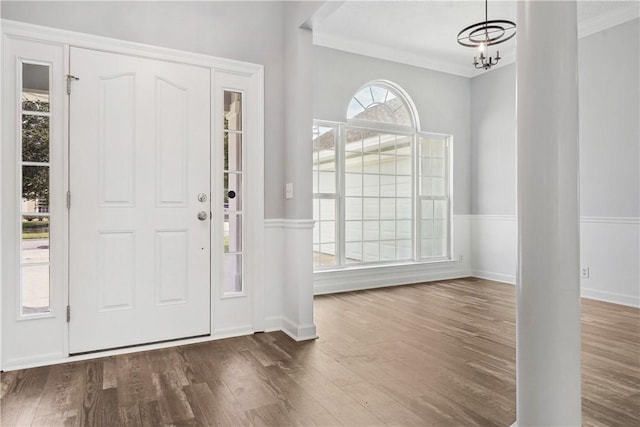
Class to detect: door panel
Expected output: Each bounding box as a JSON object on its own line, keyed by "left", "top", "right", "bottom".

{"left": 69, "top": 48, "right": 211, "bottom": 353}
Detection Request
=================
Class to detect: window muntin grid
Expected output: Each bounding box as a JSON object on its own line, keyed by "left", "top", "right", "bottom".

{"left": 419, "top": 135, "right": 450, "bottom": 259}
{"left": 313, "top": 82, "right": 451, "bottom": 271}
{"left": 343, "top": 130, "right": 413, "bottom": 264}
{"left": 20, "top": 61, "right": 52, "bottom": 315}
{"left": 313, "top": 123, "right": 339, "bottom": 269}
{"left": 347, "top": 85, "right": 413, "bottom": 127}
{"left": 223, "top": 91, "right": 244, "bottom": 295}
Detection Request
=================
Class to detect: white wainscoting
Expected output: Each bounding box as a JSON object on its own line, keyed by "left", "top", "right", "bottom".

{"left": 470, "top": 215, "right": 640, "bottom": 307}
{"left": 264, "top": 220, "right": 285, "bottom": 331}
{"left": 264, "top": 219, "right": 317, "bottom": 341}
{"left": 313, "top": 215, "right": 473, "bottom": 295}
{"left": 470, "top": 215, "right": 518, "bottom": 284}
{"left": 580, "top": 217, "right": 640, "bottom": 307}
{"left": 268, "top": 215, "right": 637, "bottom": 318}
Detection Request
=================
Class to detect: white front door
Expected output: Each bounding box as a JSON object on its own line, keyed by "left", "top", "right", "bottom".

{"left": 68, "top": 48, "right": 211, "bottom": 353}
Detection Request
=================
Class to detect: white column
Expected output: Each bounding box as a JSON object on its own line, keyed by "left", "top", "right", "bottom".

{"left": 515, "top": 1, "right": 581, "bottom": 426}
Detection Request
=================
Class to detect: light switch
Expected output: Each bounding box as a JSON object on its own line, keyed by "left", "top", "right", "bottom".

{"left": 285, "top": 182, "right": 294, "bottom": 199}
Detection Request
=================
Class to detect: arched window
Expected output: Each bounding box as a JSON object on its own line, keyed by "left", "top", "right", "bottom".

{"left": 313, "top": 81, "right": 451, "bottom": 270}
{"left": 346, "top": 83, "right": 414, "bottom": 127}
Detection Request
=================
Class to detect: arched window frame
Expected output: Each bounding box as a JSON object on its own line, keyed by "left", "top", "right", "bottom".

{"left": 346, "top": 80, "right": 419, "bottom": 131}
{"left": 313, "top": 80, "right": 452, "bottom": 270}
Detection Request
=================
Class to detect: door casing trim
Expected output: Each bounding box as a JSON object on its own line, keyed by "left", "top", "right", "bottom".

{"left": 0, "top": 19, "right": 265, "bottom": 370}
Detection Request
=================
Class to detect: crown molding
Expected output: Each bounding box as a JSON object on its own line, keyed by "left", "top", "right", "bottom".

{"left": 313, "top": 31, "right": 478, "bottom": 78}
{"left": 578, "top": 3, "right": 639, "bottom": 39}
{"left": 304, "top": 1, "right": 346, "bottom": 30}
{"left": 314, "top": 8, "right": 638, "bottom": 78}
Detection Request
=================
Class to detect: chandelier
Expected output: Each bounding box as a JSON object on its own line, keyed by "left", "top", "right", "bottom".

{"left": 457, "top": 0, "right": 516, "bottom": 70}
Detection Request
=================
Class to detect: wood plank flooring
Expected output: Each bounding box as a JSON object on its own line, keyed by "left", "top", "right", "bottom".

{"left": 2, "top": 278, "right": 639, "bottom": 426}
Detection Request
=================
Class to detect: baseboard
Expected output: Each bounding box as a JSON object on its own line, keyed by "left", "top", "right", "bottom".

{"left": 281, "top": 317, "right": 318, "bottom": 341}
{"left": 2, "top": 320, "right": 316, "bottom": 371}
{"left": 581, "top": 288, "right": 640, "bottom": 308}
{"left": 2, "top": 334, "right": 222, "bottom": 371}
{"left": 2, "top": 351, "right": 66, "bottom": 372}
{"left": 470, "top": 270, "right": 639, "bottom": 308}
{"left": 264, "top": 316, "right": 317, "bottom": 341}
{"left": 470, "top": 215, "right": 639, "bottom": 309}
{"left": 471, "top": 269, "right": 516, "bottom": 285}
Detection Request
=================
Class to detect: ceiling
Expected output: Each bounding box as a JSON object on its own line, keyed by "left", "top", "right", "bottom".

{"left": 313, "top": 1, "right": 640, "bottom": 77}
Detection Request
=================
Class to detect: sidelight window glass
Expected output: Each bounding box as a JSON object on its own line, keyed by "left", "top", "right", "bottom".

{"left": 20, "top": 62, "right": 51, "bottom": 315}
{"left": 223, "top": 91, "right": 244, "bottom": 295}
{"left": 22, "top": 63, "right": 50, "bottom": 112}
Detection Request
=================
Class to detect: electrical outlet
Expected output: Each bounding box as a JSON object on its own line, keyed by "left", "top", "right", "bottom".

{"left": 581, "top": 267, "right": 590, "bottom": 279}
{"left": 458, "top": 255, "right": 463, "bottom": 262}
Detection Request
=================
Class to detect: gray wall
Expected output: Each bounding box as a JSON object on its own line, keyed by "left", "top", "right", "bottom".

{"left": 5, "top": 2, "right": 634, "bottom": 219}
{"left": 1, "top": 1, "right": 287, "bottom": 218}
{"left": 578, "top": 18, "right": 639, "bottom": 218}
{"left": 470, "top": 65, "right": 516, "bottom": 215}
{"left": 313, "top": 46, "right": 472, "bottom": 215}
{"left": 471, "top": 18, "right": 640, "bottom": 218}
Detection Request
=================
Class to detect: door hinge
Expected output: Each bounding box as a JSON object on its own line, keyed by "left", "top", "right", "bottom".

{"left": 66, "top": 191, "right": 71, "bottom": 209}
{"left": 66, "top": 75, "right": 79, "bottom": 95}
{"left": 66, "top": 305, "right": 71, "bottom": 322}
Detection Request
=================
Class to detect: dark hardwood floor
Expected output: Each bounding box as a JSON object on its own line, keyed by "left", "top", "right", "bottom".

{"left": 1, "top": 278, "right": 639, "bottom": 426}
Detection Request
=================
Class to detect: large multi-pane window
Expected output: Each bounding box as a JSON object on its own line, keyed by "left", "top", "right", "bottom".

{"left": 313, "top": 81, "right": 451, "bottom": 270}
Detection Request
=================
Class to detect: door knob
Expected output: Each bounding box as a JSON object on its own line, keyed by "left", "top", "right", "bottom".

{"left": 197, "top": 211, "right": 208, "bottom": 221}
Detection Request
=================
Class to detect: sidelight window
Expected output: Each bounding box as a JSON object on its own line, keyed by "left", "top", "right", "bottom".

{"left": 223, "top": 91, "right": 244, "bottom": 295}
{"left": 20, "top": 62, "right": 52, "bottom": 315}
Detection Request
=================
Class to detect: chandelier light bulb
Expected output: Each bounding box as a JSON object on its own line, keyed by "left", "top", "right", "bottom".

{"left": 478, "top": 42, "right": 486, "bottom": 52}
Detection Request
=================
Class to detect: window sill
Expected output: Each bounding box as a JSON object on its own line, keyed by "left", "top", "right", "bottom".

{"left": 314, "top": 257, "right": 456, "bottom": 274}
{"left": 313, "top": 258, "right": 469, "bottom": 295}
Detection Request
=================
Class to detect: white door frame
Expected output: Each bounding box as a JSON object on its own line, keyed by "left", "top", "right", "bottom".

{"left": 0, "top": 19, "right": 264, "bottom": 370}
